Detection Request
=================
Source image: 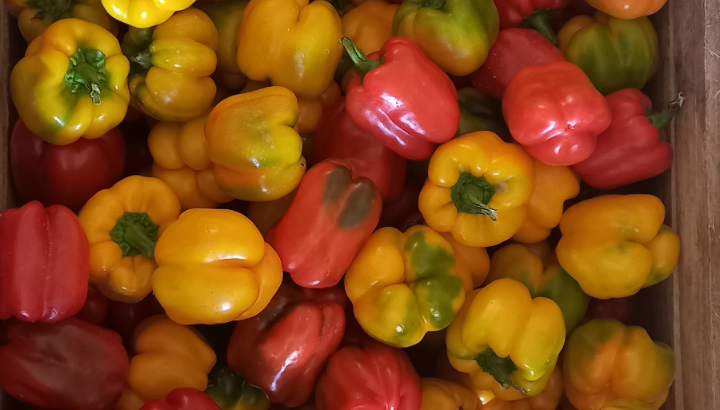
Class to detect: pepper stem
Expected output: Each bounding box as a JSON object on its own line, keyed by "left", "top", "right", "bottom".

{"left": 450, "top": 173, "right": 498, "bottom": 221}
{"left": 110, "top": 212, "right": 159, "bottom": 259}
{"left": 64, "top": 48, "right": 108, "bottom": 106}
{"left": 340, "top": 37, "right": 382, "bottom": 73}
{"left": 647, "top": 93, "right": 685, "bottom": 131}
{"left": 26, "top": 0, "right": 72, "bottom": 19}
{"left": 420, "top": 0, "right": 445, "bottom": 9}
{"left": 522, "top": 9, "right": 559, "bottom": 46}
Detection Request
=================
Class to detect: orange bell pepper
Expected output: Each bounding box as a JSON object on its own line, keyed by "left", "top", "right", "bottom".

{"left": 341, "top": 0, "right": 398, "bottom": 55}
{"left": 583, "top": 0, "right": 666, "bottom": 20}
{"left": 420, "top": 379, "right": 477, "bottom": 410}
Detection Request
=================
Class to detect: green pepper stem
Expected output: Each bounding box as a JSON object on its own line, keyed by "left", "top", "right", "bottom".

{"left": 522, "top": 9, "right": 559, "bottom": 46}
{"left": 420, "top": 0, "right": 445, "bottom": 9}
{"left": 647, "top": 92, "right": 685, "bottom": 131}
{"left": 451, "top": 173, "right": 498, "bottom": 221}
{"left": 26, "top": 0, "right": 72, "bottom": 19}
{"left": 110, "top": 212, "right": 159, "bottom": 259}
{"left": 122, "top": 222, "right": 156, "bottom": 259}
{"left": 340, "top": 37, "right": 382, "bottom": 73}
{"left": 65, "top": 48, "right": 108, "bottom": 106}
{"left": 132, "top": 51, "right": 153, "bottom": 72}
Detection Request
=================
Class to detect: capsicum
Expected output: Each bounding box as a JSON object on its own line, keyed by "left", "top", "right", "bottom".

{"left": 101, "top": 0, "right": 194, "bottom": 28}
{"left": 271, "top": 160, "right": 382, "bottom": 289}
{"left": 392, "top": 0, "right": 499, "bottom": 76}
{"left": 205, "top": 365, "right": 270, "bottom": 410}
{"left": 602, "top": 399, "right": 656, "bottom": 410}
{"left": 8, "top": 0, "right": 116, "bottom": 42}
{"left": 583, "top": 0, "right": 666, "bottom": 20}
{"left": 441, "top": 232, "right": 490, "bottom": 290}
{"left": 0, "top": 202, "right": 89, "bottom": 322}
{"left": 420, "top": 379, "right": 477, "bottom": 410}
{"left": 152, "top": 209, "right": 283, "bottom": 325}
{"left": 122, "top": 8, "right": 218, "bottom": 122}
{"left": 78, "top": 176, "right": 181, "bottom": 303}
{"left": 205, "top": 86, "right": 306, "bottom": 201}
{"left": 419, "top": 132, "right": 534, "bottom": 248}
{"left": 573, "top": 89, "right": 680, "bottom": 189}
{"left": 476, "top": 368, "right": 563, "bottom": 409}
{"left": 341, "top": 37, "right": 460, "bottom": 160}
{"left": 106, "top": 294, "right": 165, "bottom": 347}
{"left": 559, "top": 12, "right": 657, "bottom": 95}
{"left": 227, "top": 284, "right": 346, "bottom": 406}
{"left": 556, "top": 195, "right": 679, "bottom": 299}
{"left": 493, "top": 0, "right": 567, "bottom": 44}
{"left": 247, "top": 192, "right": 297, "bottom": 237}
{"left": 502, "top": 61, "right": 611, "bottom": 166}
{"left": 141, "top": 388, "right": 222, "bottom": 410}
{"left": 455, "top": 88, "right": 511, "bottom": 140}
{"left": 378, "top": 185, "right": 422, "bottom": 229}
{"left": 11, "top": 19, "right": 130, "bottom": 145}
{"left": 0, "top": 318, "right": 129, "bottom": 410}
{"left": 564, "top": 319, "right": 675, "bottom": 410}
{"left": 341, "top": 0, "right": 397, "bottom": 55}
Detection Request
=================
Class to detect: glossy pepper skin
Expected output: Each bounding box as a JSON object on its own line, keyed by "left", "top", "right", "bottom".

{"left": 559, "top": 12, "right": 657, "bottom": 95}
{"left": 11, "top": 119, "right": 125, "bottom": 213}
{"left": 101, "top": 0, "right": 194, "bottom": 28}
{"left": 0, "top": 202, "right": 89, "bottom": 323}
{"left": 141, "top": 388, "right": 222, "bottom": 410}
{"left": 236, "top": 0, "right": 343, "bottom": 98}
{"left": 602, "top": 399, "right": 655, "bottom": 410}
{"left": 556, "top": 195, "right": 679, "bottom": 299}
{"left": 392, "top": 0, "right": 499, "bottom": 76}
{"left": 419, "top": 132, "right": 534, "bottom": 248}
{"left": 446, "top": 279, "right": 565, "bottom": 399}
{"left": 341, "top": 0, "right": 397, "bottom": 55}
{"left": 8, "top": 0, "right": 116, "bottom": 42}
{"left": 315, "top": 344, "right": 422, "bottom": 410}
{"left": 314, "top": 98, "right": 406, "bottom": 199}
{"left": 11, "top": 19, "right": 130, "bottom": 145}
{"left": 420, "top": 379, "right": 477, "bottom": 410}
{"left": 117, "top": 316, "right": 217, "bottom": 410}
{"left": 205, "top": 87, "right": 306, "bottom": 201}
{"left": 78, "top": 176, "right": 181, "bottom": 303}
{"left": 149, "top": 111, "right": 234, "bottom": 210}
{"left": 456, "top": 88, "right": 511, "bottom": 140}
{"left": 583, "top": 0, "right": 665, "bottom": 20}
{"left": 564, "top": 320, "right": 675, "bottom": 410}
{"left": 205, "top": 365, "right": 270, "bottom": 410}
{"left": 0, "top": 318, "right": 128, "bottom": 410}
{"left": 342, "top": 37, "right": 460, "bottom": 160}
{"left": 573, "top": 89, "right": 678, "bottom": 189}
{"left": 471, "top": 28, "right": 565, "bottom": 100}
{"left": 272, "top": 160, "right": 382, "bottom": 289}
{"left": 493, "top": 0, "right": 567, "bottom": 44}
{"left": 227, "top": 284, "right": 346, "bottom": 406}
{"left": 122, "top": 9, "right": 218, "bottom": 122}
{"left": 502, "top": 61, "right": 611, "bottom": 166}
{"left": 345, "top": 225, "right": 469, "bottom": 347}
{"left": 153, "top": 209, "right": 283, "bottom": 325}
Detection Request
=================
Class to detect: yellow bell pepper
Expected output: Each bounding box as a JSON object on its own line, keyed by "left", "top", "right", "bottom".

{"left": 564, "top": 319, "right": 675, "bottom": 410}
{"left": 11, "top": 19, "right": 130, "bottom": 145}
{"left": 602, "top": 399, "right": 656, "bottom": 410}
{"left": 420, "top": 379, "right": 477, "bottom": 410}
{"left": 441, "top": 232, "right": 489, "bottom": 290}
{"left": 446, "top": 279, "right": 565, "bottom": 400}
{"left": 477, "top": 367, "right": 564, "bottom": 410}
{"left": 79, "top": 176, "right": 181, "bottom": 303}
{"left": 513, "top": 160, "right": 579, "bottom": 244}
{"left": 556, "top": 195, "right": 679, "bottom": 299}
{"left": 419, "top": 132, "right": 534, "bottom": 248}
{"left": 149, "top": 111, "right": 234, "bottom": 210}
{"left": 345, "top": 225, "right": 469, "bottom": 348}
{"left": 205, "top": 86, "right": 306, "bottom": 201}
{"left": 8, "top": 0, "right": 117, "bottom": 43}
{"left": 152, "top": 208, "right": 283, "bottom": 325}
{"left": 101, "top": 0, "right": 195, "bottom": 28}
{"left": 236, "top": 0, "right": 343, "bottom": 98}
{"left": 122, "top": 8, "right": 218, "bottom": 122}
{"left": 341, "top": 0, "right": 398, "bottom": 55}
{"left": 116, "top": 316, "right": 217, "bottom": 410}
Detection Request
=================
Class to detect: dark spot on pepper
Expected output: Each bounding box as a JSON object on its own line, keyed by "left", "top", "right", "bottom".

{"left": 338, "top": 178, "right": 376, "bottom": 229}
{"left": 323, "top": 165, "right": 352, "bottom": 203}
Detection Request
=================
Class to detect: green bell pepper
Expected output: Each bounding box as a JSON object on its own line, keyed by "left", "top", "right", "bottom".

{"left": 205, "top": 364, "right": 270, "bottom": 410}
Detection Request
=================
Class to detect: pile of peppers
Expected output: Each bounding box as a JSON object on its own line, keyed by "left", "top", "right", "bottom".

{"left": 0, "top": 0, "right": 681, "bottom": 409}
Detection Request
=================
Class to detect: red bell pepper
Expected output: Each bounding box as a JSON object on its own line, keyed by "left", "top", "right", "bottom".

{"left": 341, "top": 37, "right": 460, "bottom": 161}
{"left": 315, "top": 344, "right": 422, "bottom": 410}
{"left": 493, "top": 0, "right": 569, "bottom": 44}
{"left": 0, "top": 201, "right": 89, "bottom": 323}
{"left": 106, "top": 294, "right": 165, "bottom": 347}
{"left": 227, "top": 283, "right": 346, "bottom": 407}
{"left": 471, "top": 28, "right": 565, "bottom": 100}
{"left": 74, "top": 285, "right": 109, "bottom": 326}
{"left": 377, "top": 185, "right": 422, "bottom": 230}
{"left": 314, "top": 98, "right": 406, "bottom": 199}
{"left": 0, "top": 318, "right": 129, "bottom": 410}
{"left": 502, "top": 61, "right": 611, "bottom": 166}
{"left": 140, "top": 388, "right": 221, "bottom": 410}
{"left": 11, "top": 119, "right": 125, "bottom": 213}
{"left": 270, "top": 160, "right": 382, "bottom": 288}
{"left": 573, "top": 89, "right": 681, "bottom": 189}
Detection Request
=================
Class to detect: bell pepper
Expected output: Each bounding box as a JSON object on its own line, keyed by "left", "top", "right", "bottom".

{"left": 11, "top": 119, "right": 125, "bottom": 213}
{"left": 205, "top": 86, "right": 306, "bottom": 201}
{"left": 446, "top": 279, "right": 565, "bottom": 399}
{"left": 341, "top": 37, "right": 460, "bottom": 160}
{"left": 117, "top": 316, "right": 217, "bottom": 410}
{"left": 122, "top": 8, "right": 218, "bottom": 122}
{"left": 315, "top": 344, "right": 422, "bottom": 410}
{"left": 456, "top": 88, "right": 511, "bottom": 140}
{"left": 602, "top": 399, "right": 656, "bottom": 410}
{"left": 493, "top": 0, "right": 567, "bottom": 44}
{"left": 0, "top": 202, "right": 89, "bottom": 323}
{"left": 11, "top": 19, "right": 130, "bottom": 145}
{"left": 420, "top": 379, "right": 477, "bottom": 410}
{"left": 78, "top": 176, "right": 181, "bottom": 303}
{"left": 247, "top": 191, "right": 297, "bottom": 237}
{"left": 583, "top": 0, "right": 666, "bottom": 20}
{"left": 556, "top": 195, "right": 680, "bottom": 299}
{"left": 75, "top": 285, "right": 110, "bottom": 325}
{"left": 502, "top": 61, "right": 611, "bottom": 166}
{"left": 418, "top": 132, "right": 534, "bottom": 248}
{"left": 0, "top": 318, "right": 129, "bottom": 410}
{"left": 205, "top": 365, "right": 270, "bottom": 410}
{"left": 314, "top": 98, "right": 406, "bottom": 199}
{"left": 149, "top": 111, "right": 234, "bottom": 210}
{"left": 514, "top": 159, "right": 580, "bottom": 243}
{"left": 485, "top": 243, "right": 589, "bottom": 333}
{"left": 378, "top": 185, "right": 422, "bottom": 229}
{"left": 296, "top": 81, "right": 342, "bottom": 133}
{"left": 152, "top": 208, "right": 283, "bottom": 325}
{"left": 341, "top": 0, "right": 397, "bottom": 55}
{"left": 101, "top": 0, "right": 194, "bottom": 28}
{"left": 7, "top": 0, "right": 116, "bottom": 42}
{"left": 392, "top": 0, "right": 499, "bottom": 76}
{"left": 141, "top": 388, "right": 222, "bottom": 410}
{"left": 558, "top": 12, "right": 657, "bottom": 95}
{"left": 227, "top": 284, "right": 346, "bottom": 406}
{"left": 271, "top": 160, "right": 382, "bottom": 289}
{"left": 573, "top": 89, "right": 681, "bottom": 189}
{"left": 345, "top": 225, "right": 468, "bottom": 347}
{"left": 476, "top": 368, "right": 563, "bottom": 409}
{"left": 564, "top": 319, "right": 675, "bottom": 410}
{"left": 441, "top": 232, "right": 490, "bottom": 290}
{"left": 236, "top": 0, "right": 343, "bottom": 98}
{"left": 106, "top": 295, "right": 165, "bottom": 347}
{"left": 470, "top": 28, "right": 565, "bottom": 100}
